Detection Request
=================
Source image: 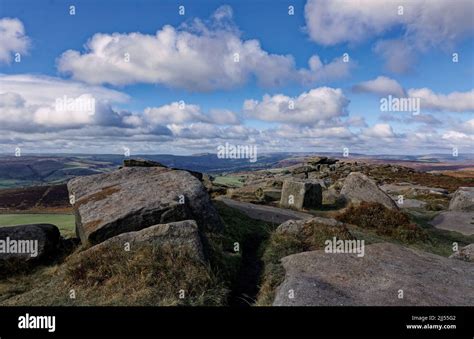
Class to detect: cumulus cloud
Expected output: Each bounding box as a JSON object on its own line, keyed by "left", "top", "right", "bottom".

{"left": 0, "top": 74, "right": 130, "bottom": 131}
{"left": 408, "top": 88, "right": 474, "bottom": 113}
{"left": 305, "top": 0, "right": 473, "bottom": 46}
{"left": 0, "top": 74, "right": 128, "bottom": 106}
{"left": 0, "top": 18, "right": 30, "bottom": 64}
{"left": 362, "top": 123, "right": 396, "bottom": 138}
{"left": 353, "top": 76, "right": 474, "bottom": 114}
{"left": 243, "top": 87, "right": 349, "bottom": 125}
{"left": 125, "top": 102, "right": 240, "bottom": 128}
{"left": 372, "top": 39, "right": 415, "bottom": 74}
{"left": 57, "top": 6, "right": 350, "bottom": 90}
{"left": 353, "top": 76, "right": 406, "bottom": 97}
{"left": 0, "top": 73, "right": 243, "bottom": 142}
{"left": 304, "top": 0, "right": 474, "bottom": 72}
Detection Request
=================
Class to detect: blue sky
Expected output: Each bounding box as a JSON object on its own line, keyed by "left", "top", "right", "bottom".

{"left": 0, "top": 0, "right": 473, "bottom": 155}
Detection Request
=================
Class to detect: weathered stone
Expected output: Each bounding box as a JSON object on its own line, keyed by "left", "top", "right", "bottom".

{"left": 430, "top": 211, "right": 474, "bottom": 235}
{"left": 0, "top": 223, "right": 60, "bottom": 263}
{"left": 255, "top": 187, "right": 282, "bottom": 202}
{"left": 216, "top": 196, "right": 313, "bottom": 224}
{"left": 306, "top": 157, "right": 338, "bottom": 165}
{"left": 74, "top": 220, "right": 205, "bottom": 262}
{"left": 292, "top": 165, "right": 317, "bottom": 175}
{"left": 396, "top": 198, "right": 427, "bottom": 209}
{"left": 449, "top": 187, "right": 474, "bottom": 212}
{"left": 293, "top": 172, "right": 308, "bottom": 179}
{"left": 68, "top": 167, "right": 223, "bottom": 244}
{"left": 226, "top": 185, "right": 261, "bottom": 203}
{"left": 306, "top": 156, "right": 327, "bottom": 165}
{"left": 265, "top": 179, "right": 283, "bottom": 189}
{"left": 276, "top": 217, "right": 345, "bottom": 235}
{"left": 322, "top": 187, "right": 340, "bottom": 205}
{"left": 280, "top": 180, "right": 322, "bottom": 210}
{"left": 380, "top": 183, "right": 449, "bottom": 196}
{"left": 273, "top": 243, "right": 474, "bottom": 306}
{"left": 123, "top": 159, "right": 166, "bottom": 168}
{"left": 340, "top": 172, "right": 398, "bottom": 210}
{"left": 450, "top": 243, "right": 474, "bottom": 262}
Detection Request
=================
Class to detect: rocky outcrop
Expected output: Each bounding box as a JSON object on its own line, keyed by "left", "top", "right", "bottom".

{"left": 340, "top": 172, "right": 398, "bottom": 210}
{"left": 306, "top": 157, "right": 338, "bottom": 166}
{"left": 73, "top": 220, "right": 205, "bottom": 262}
{"left": 68, "top": 167, "right": 223, "bottom": 244}
{"left": 0, "top": 223, "right": 60, "bottom": 264}
{"left": 449, "top": 187, "right": 474, "bottom": 212}
{"left": 273, "top": 243, "right": 474, "bottom": 306}
{"left": 280, "top": 180, "right": 322, "bottom": 210}
{"left": 123, "top": 159, "right": 166, "bottom": 168}
{"left": 450, "top": 243, "right": 474, "bottom": 262}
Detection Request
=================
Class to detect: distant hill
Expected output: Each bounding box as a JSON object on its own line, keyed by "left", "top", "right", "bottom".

{"left": 0, "top": 152, "right": 473, "bottom": 189}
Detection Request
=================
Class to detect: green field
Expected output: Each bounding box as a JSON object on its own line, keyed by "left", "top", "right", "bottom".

{"left": 213, "top": 175, "right": 245, "bottom": 187}
{"left": 0, "top": 214, "right": 75, "bottom": 238}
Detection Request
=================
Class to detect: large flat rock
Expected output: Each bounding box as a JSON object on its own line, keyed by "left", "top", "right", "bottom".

{"left": 430, "top": 211, "right": 474, "bottom": 235}
{"left": 273, "top": 243, "right": 473, "bottom": 306}
{"left": 68, "top": 167, "right": 223, "bottom": 244}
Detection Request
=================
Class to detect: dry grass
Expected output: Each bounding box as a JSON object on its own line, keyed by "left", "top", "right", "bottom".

{"left": 64, "top": 243, "right": 227, "bottom": 306}
{"left": 1, "top": 243, "right": 228, "bottom": 306}
{"left": 336, "top": 202, "right": 428, "bottom": 243}
{"left": 365, "top": 168, "right": 474, "bottom": 192}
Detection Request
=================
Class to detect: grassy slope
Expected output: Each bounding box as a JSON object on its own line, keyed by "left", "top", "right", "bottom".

{"left": 0, "top": 201, "right": 274, "bottom": 306}
{"left": 213, "top": 175, "right": 245, "bottom": 188}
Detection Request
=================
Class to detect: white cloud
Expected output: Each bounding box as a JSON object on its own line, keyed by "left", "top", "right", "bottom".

{"left": 209, "top": 109, "right": 241, "bottom": 125}
{"left": 353, "top": 76, "right": 474, "bottom": 113}
{"left": 353, "top": 76, "right": 405, "bottom": 97}
{"left": 304, "top": 0, "right": 474, "bottom": 72}
{"left": 442, "top": 130, "right": 474, "bottom": 144}
{"left": 124, "top": 102, "right": 240, "bottom": 129}
{"left": 0, "top": 74, "right": 129, "bottom": 131}
{"left": 305, "top": 0, "right": 473, "bottom": 46}
{"left": 408, "top": 88, "right": 474, "bottom": 113}
{"left": 362, "top": 123, "right": 396, "bottom": 138}
{"left": 372, "top": 39, "right": 415, "bottom": 74}
{"left": 0, "top": 18, "right": 30, "bottom": 64}
{"left": 143, "top": 103, "right": 205, "bottom": 125}
{"left": 57, "top": 6, "right": 349, "bottom": 90}
{"left": 243, "top": 87, "right": 349, "bottom": 125}
{"left": 0, "top": 74, "right": 128, "bottom": 106}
